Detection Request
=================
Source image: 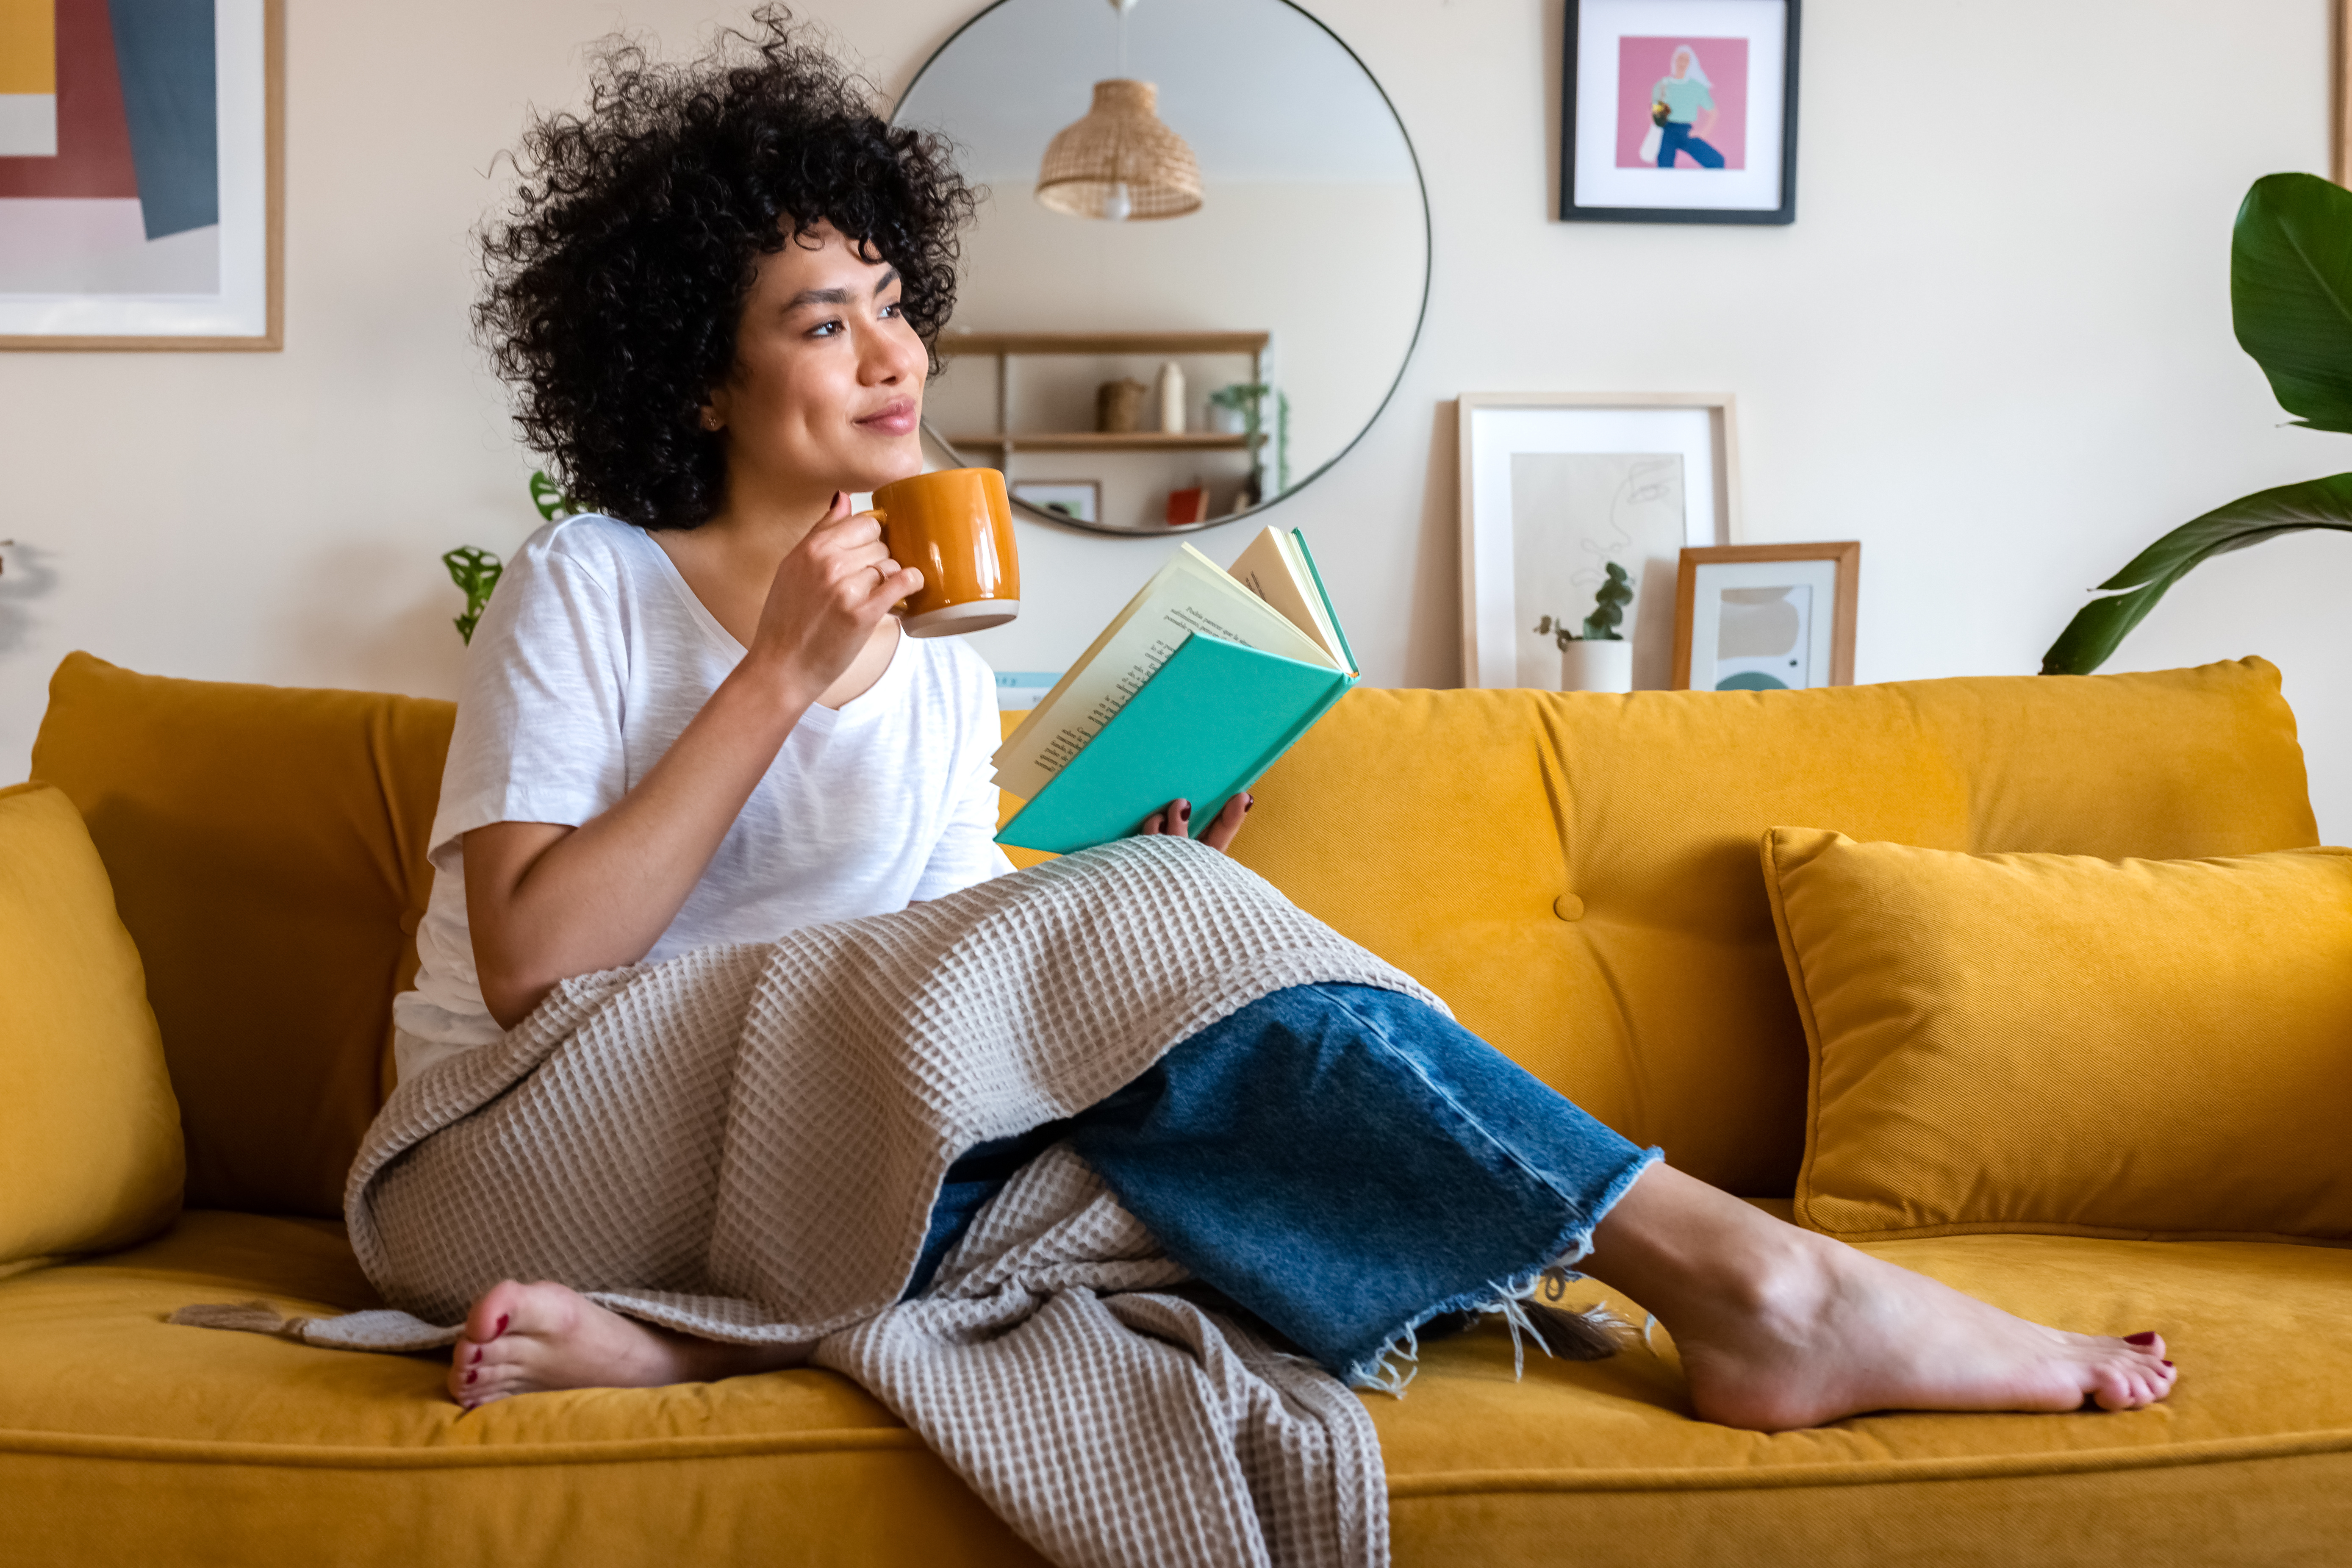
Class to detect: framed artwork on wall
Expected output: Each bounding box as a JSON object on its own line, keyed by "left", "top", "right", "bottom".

{"left": 0, "top": 0, "right": 284, "bottom": 350}
{"left": 1009, "top": 481, "right": 1102, "bottom": 527}
{"left": 1671, "top": 541, "right": 1857, "bottom": 691}
{"left": 1560, "top": 0, "right": 1800, "bottom": 226}
{"left": 1457, "top": 392, "right": 1741, "bottom": 691}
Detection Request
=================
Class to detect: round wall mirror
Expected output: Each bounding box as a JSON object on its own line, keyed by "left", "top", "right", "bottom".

{"left": 895, "top": 0, "right": 1430, "bottom": 536}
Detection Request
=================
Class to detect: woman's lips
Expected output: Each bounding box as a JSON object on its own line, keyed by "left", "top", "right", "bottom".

{"left": 857, "top": 398, "right": 918, "bottom": 437}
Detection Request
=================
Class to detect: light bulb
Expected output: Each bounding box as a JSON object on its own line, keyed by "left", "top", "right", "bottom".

{"left": 1103, "top": 181, "right": 1132, "bottom": 222}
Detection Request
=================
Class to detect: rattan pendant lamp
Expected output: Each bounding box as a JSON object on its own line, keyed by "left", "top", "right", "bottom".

{"left": 1035, "top": 0, "right": 1201, "bottom": 222}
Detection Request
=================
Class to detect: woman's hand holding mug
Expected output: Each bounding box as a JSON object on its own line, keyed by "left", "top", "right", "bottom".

{"left": 750, "top": 492, "right": 923, "bottom": 703}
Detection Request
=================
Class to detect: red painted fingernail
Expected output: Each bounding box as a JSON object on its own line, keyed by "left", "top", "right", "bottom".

{"left": 2125, "top": 1332, "right": 2157, "bottom": 1346}
{"left": 496, "top": 1314, "right": 510, "bottom": 1336}
{"left": 470, "top": 1345, "right": 482, "bottom": 1364}
{"left": 1243, "top": 794, "right": 1254, "bottom": 811}
{"left": 2163, "top": 1359, "right": 2174, "bottom": 1368}
{"left": 465, "top": 1368, "right": 477, "bottom": 1385}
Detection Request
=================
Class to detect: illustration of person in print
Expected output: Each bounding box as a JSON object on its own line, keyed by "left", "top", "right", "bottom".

{"left": 1653, "top": 44, "right": 1725, "bottom": 169}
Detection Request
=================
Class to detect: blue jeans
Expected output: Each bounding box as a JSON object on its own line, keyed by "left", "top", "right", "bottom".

{"left": 1659, "top": 121, "right": 1725, "bottom": 169}
{"left": 910, "top": 984, "right": 1659, "bottom": 1385}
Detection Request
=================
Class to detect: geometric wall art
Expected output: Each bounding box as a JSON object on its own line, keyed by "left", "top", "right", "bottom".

{"left": 0, "top": 0, "right": 281, "bottom": 348}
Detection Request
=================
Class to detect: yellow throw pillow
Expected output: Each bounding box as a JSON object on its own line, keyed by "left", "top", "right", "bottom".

{"left": 0, "top": 783, "right": 183, "bottom": 1271}
{"left": 1762, "top": 827, "right": 2352, "bottom": 1245}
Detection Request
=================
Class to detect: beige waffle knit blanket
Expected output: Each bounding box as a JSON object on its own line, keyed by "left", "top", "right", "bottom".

{"left": 296, "top": 836, "right": 1439, "bottom": 1568}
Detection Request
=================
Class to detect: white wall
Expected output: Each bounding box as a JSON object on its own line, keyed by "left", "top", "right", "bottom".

{"left": 3, "top": 0, "right": 2344, "bottom": 836}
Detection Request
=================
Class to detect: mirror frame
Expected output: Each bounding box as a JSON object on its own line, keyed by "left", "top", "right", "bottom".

{"left": 893, "top": 0, "right": 1432, "bottom": 536}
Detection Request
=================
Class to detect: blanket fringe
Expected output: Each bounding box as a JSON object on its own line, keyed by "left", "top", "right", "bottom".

{"left": 168, "top": 1300, "right": 313, "bottom": 1340}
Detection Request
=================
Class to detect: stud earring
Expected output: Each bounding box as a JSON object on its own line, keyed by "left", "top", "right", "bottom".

{"left": 699, "top": 409, "right": 722, "bottom": 431}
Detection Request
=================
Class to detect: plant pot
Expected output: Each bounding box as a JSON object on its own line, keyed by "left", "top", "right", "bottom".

{"left": 1559, "top": 638, "right": 1633, "bottom": 694}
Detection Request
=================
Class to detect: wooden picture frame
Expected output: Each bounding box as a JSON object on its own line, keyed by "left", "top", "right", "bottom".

{"left": 1560, "top": 0, "right": 1800, "bottom": 226}
{"left": 1671, "top": 541, "right": 1858, "bottom": 691}
{"left": 1457, "top": 391, "right": 1740, "bottom": 691}
{"left": 0, "top": 0, "right": 284, "bottom": 351}
{"left": 2335, "top": 0, "right": 2351, "bottom": 187}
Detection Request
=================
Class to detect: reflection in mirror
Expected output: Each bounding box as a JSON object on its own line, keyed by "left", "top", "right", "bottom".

{"left": 895, "top": 0, "right": 1428, "bottom": 535}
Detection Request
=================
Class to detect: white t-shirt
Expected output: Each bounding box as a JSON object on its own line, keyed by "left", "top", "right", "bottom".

{"left": 394, "top": 513, "right": 1013, "bottom": 1076}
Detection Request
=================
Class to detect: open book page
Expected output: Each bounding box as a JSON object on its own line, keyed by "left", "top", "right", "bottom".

{"left": 1226, "top": 527, "right": 1351, "bottom": 672}
{"left": 993, "top": 544, "right": 1335, "bottom": 802}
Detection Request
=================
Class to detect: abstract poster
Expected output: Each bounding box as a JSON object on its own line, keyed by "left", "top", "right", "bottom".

{"left": 0, "top": 0, "right": 278, "bottom": 346}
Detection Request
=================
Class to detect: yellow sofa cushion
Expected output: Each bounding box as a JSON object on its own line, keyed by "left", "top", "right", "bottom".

{"left": 1232, "top": 660, "right": 2317, "bottom": 1195}
{"left": 5, "top": 1213, "right": 2350, "bottom": 1567}
{"left": 0, "top": 783, "right": 182, "bottom": 1271}
{"left": 1764, "top": 827, "right": 2352, "bottom": 1243}
{"left": 28, "top": 653, "right": 454, "bottom": 1219}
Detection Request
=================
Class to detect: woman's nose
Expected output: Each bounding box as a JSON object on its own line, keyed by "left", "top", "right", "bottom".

{"left": 866, "top": 323, "right": 926, "bottom": 386}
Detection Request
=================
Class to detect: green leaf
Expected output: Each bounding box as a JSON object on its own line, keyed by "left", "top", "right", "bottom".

{"left": 2232, "top": 173, "right": 2352, "bottom": 434}
{"left": 529, "top": 470, "right": 575, "bottom": 522}
{"left": 2040, "top": 472, "right": 2352, "bottom": 674}
{"left": 1581, "top": 561, "right": 1634, "bottom": 641}
{"left": 441, "top": 545, "right": 504, "bottom": 645}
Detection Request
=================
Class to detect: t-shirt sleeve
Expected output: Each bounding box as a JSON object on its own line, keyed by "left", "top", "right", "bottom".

{"left": 428, "top": 538, "right": 633, "bottom": 857}
{"left": 911, "top": 648, "right": 1017, "bottom": 900}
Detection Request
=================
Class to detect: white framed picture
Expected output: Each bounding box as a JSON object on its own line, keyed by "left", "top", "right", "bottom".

{"left": 0, "top": 0, "right": 283, "bottom": 349}
{"left": 1457, "top": 392, "right": 1740, "bottom": 691}
{"left": 1562, "top": 0, "right": 1799, "bottom": 225}
{"left": 1010, "top": 480, "right": 1102, "bottom": 527}
{"left": 1671, "top": 542, "right": 1857, "bottom": 690}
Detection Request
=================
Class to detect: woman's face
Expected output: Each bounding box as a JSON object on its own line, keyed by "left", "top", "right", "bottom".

{"left": 1672, "top": 50, "right": 1690, "bottom": 78}
{"left": 708, "top": 219, "right": 928, "bottom": 502}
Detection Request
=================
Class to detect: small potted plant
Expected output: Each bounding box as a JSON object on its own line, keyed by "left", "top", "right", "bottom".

{"left": 1535, "top": 561, "right": 1635, "bottom": 693}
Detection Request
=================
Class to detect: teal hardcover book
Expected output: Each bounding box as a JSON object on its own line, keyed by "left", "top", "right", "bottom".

{"left": 996, "top": 635, "right": 1356, "bottom": 854}
{"left": 993, "top": 525, "right": 1357, "bottom": 855}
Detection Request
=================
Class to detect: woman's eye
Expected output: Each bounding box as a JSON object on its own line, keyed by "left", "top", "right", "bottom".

{"left": 880, "top": 300, "right": 903, "bottom": 319}
{"left": 809, "top": 319, "right": 842, "bottom": 337}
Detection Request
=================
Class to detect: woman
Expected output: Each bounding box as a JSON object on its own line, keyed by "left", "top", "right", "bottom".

{"left": 1653, "top": 44, "right": 1727, "bottom": 169}
{"left": 404, "top": 16, "right": 2175, "bottom": 1431}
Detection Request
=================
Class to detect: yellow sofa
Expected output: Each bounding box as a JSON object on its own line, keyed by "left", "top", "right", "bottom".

{"left": 6, "top": 649, "right": 2348, "bottom": 1566}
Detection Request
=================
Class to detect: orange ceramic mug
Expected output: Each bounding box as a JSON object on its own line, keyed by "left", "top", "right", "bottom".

{"left": 870, "top": 467, "right": 1021, "bottom": 637}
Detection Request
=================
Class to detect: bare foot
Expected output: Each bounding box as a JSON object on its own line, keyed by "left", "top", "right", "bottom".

{"left": 1583, "top": 1166, "right": 2178, "bottom": 1432}
{"left": 447, "top": 1280, "right": 810, "bottom": 1410}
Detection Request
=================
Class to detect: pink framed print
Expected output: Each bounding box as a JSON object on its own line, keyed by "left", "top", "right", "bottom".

{"left": 1562, "top": 0, "right": 1798, "bottom": 225}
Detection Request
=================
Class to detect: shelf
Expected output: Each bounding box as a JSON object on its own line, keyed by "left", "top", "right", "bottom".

{"left": 944, "top": 431, "right": 1255, "bottom": 453}
{"left": 938, "top": 330, "right": 1270, "bottom": 357}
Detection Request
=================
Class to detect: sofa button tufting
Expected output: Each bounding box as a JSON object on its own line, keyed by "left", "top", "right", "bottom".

{"left": 1553, "top": 894, "right": 1584, "bottom": 921}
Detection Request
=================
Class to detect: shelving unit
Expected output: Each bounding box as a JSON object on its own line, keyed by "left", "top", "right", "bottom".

{"left": 932, "top": 329, "right": 1277, "bottom": 535}
{"left": 943, "top": 431, "right": 1251, "bottom": 453}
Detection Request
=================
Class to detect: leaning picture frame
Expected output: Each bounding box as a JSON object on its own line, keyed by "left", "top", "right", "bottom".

{"left": 1009, "top": 480, "right": 1102, "bottom": 527}
{"left": 1560, "top": 0, "right": 1800, "bottom": 225}
{"left": 0, "top": 0, "right": 285, "bottom": 350}
{"left": 1671, "top": 541, "right": 1858, "bottom": 691}
{"left": 1457, "top": 392, "right": 1740, "bottom": 691}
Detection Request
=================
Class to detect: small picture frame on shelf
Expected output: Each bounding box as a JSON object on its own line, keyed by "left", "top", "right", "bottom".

{"left": 1457, "top": 392, "right": 1740, "bottom": 691}
{"left": 1671, "top": 541, "right": 1857, "bottom": 691}
{"left": 1010, "top": 481, "right": 1101, "bottom": 526}
{"left": 1560, "top": 0, "right": 1800, "bottom": 227}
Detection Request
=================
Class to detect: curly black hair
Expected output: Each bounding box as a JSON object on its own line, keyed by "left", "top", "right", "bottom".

{"left": 475, "top": 10, "right": 976, "bottom": 530}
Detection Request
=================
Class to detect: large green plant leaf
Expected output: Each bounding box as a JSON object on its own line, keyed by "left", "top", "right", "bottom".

{"left": 2041, "top": 472, "right": 2352, "bottom": 674}
{"left": 2233, "top": 173, "right": 2352, "bottom": 433}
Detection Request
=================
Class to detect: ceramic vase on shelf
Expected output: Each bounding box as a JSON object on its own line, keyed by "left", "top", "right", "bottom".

{"left": 1156, "top": 361, "right": 1186, "bottom": 434}
{"left": 1560, "top": 639, "right": 1633, "bottom": 694}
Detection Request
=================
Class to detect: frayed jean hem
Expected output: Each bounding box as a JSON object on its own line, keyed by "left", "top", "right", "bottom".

{"left": 1342, "top": 1143, "right": 1661, "bottom": 1394}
